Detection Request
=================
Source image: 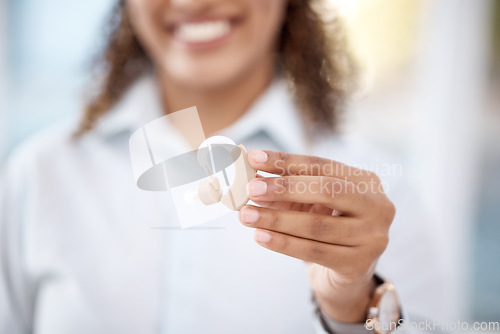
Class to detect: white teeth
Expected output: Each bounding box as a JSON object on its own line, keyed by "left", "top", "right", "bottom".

{"left": 175, "top": 20, "right": 231, "bottom": 43}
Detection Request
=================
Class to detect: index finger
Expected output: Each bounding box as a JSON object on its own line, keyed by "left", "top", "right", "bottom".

{"left": 247, "top": 150, "right": 367, "bottom": 182}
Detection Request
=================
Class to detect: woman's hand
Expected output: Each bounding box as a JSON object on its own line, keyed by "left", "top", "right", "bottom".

{"left": 238, "top": 150, "right": 396, "bottom": 323}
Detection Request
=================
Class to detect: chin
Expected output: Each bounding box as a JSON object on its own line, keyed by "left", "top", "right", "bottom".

{"left": 164, "top": 59, "right": 248, "bottom": 91}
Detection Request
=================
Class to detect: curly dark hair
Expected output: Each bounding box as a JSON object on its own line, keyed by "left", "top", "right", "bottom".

{"left": 76, "top": 0, "right": 357, "bottom": 136}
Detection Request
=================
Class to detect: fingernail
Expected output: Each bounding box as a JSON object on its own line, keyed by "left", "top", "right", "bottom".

{"left": 255, "top": 229, "right": 272, "bottom": 243}
{"left": 249, "top": 150, "right": 268, "bottom": 163}
{"left": 246, "top": 180, "right": 267, "bottom": 197}
{"left": 240, "top": 207, "right": 259, "bottom": 225}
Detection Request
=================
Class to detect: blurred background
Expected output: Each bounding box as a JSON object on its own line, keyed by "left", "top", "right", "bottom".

{"left": 0, "top": 0, "right": 499, "bottom": 325}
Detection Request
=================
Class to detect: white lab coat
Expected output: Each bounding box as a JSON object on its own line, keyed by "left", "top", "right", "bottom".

{"left": 0, "top": 75, "right": 449, "bottom": 333}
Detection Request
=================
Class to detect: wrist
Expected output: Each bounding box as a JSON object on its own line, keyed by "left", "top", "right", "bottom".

{"left": 314, "top": 275, "right": 377, "bottom": 323}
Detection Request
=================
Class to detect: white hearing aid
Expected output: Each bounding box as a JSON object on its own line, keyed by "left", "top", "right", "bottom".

{"left": 188, "top": 136, "right": 256, "bottom": 211}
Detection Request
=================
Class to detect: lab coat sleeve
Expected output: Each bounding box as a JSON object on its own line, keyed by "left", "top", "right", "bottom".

{"left": 0, "top": 151, "right": 35, "bottom": 334}
{"left": 313, "top": 290, "right": 418, "bottom": 333}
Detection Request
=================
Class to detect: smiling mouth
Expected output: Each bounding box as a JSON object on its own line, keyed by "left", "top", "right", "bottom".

{"left": 168, "top": 17, "right": 241, "bottom": 47}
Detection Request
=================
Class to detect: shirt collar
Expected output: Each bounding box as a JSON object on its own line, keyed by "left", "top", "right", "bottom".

{"left": 95, "top": 73, "right": 309, "bottom": 154}
{"left": 218, "top": 78, "right": 309, "bottom": 154}
{"left": 94, "top": 74, "right": 164, "bottom": 138}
